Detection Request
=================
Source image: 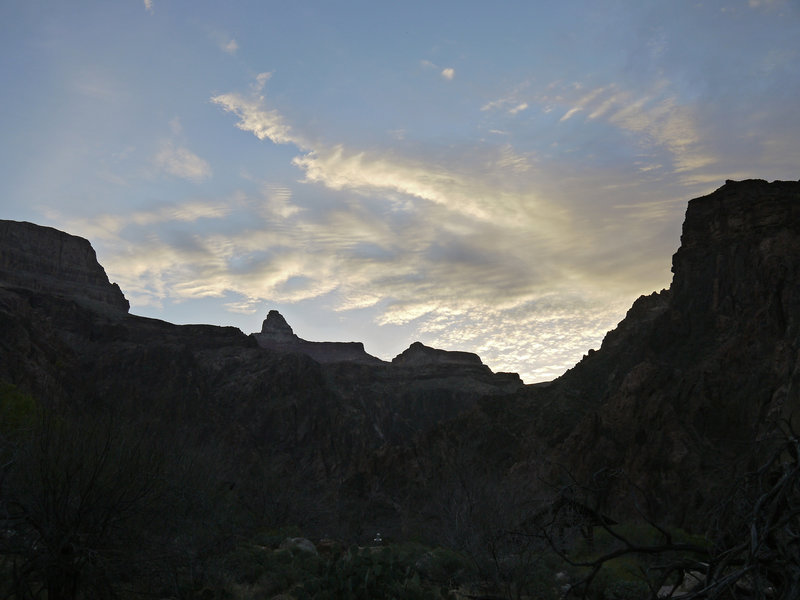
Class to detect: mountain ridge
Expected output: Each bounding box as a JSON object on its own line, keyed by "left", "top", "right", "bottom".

{"left": 1, "top": 178, "right": 798, "bottom": 541}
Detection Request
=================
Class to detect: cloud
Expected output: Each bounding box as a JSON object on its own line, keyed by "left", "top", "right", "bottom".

{"left": 153, "top": 141, "right": 212, "bottom": 182}
{"left": 536, "top": 80, "right": 715, "bottom": 178}
{"left": 169, "top": 117, "right": 182, "bottom": 135}
{"left": 558, "top": 86, "right": 609, "bottom": 122}
{"left": 606, "top": 93, "right": 713, "bottom": 173}
{"left": 211, "top": 92, "right": 299, "bottom": 147}
{"left": 143, "top": 0, "right": 153, "bottom": 14}
{"left": 84, "top": 74, "right": 678, "bottom": 381}
{"left": 44, "top": 71, "right": 709, "bottom": 381}
{"left": 60, "top": 165, "right": 675, "bottom": 382}
{"left": 211, "top": 77, "right": 562, "bottom": 231}
{"left": 421, "top": 60, "right": 455, "bottom": 81}
{"left": 221, "top": 38, "right": 238, "bottom": 55}
{"left": 292, "top": 145, "right": 563, "bottom": 232}
{"left": 559, "top": 107, "right": 582, "bottom": 122}
{"left": 261, "top": 185, "right": 301, "bottom": 219}
{"left": 481, "top": 89, "right": 531, "bottom": 115}
{"left": 209, "top": 30, "right": 239, "bottom": 55}
{"left": 493, "top": 144, "right": 531, "bottom": 172}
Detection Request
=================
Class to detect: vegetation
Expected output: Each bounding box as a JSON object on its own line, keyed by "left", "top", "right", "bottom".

{"left": 1, "top": 376, "right": 797, "bottom": 599}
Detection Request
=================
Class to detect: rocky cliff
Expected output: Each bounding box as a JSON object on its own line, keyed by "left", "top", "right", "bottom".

{"left": 392, "top": 341, "right": 486, "bottom": 369}
{"left": 0, "top": 220, "right": 129, "bottom": 313}
{"left": 341, "top": 179, "right": 800, "bottom": 535}
{"left": 0, "top": 218, "right": 523, "bottom": 536}
{"left": 2, "top": 179, "right": 797, "bottom": 539}
{"left": 253, "top": 309, "right": 385, "bottom": 365}
{"left": 549, "top": 179, "right": 800, "bottom": 523}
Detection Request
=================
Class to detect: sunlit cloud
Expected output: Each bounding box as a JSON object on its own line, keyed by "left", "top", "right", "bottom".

{"left": 421, "top": 59, "right": 455, "bottom": 81}
{"left": 55, "top": 169, "right": 674, "bottom": 382}
{"left": 211, "top": 92, "right": 299, "bottom": 147}
{"left": 539, "top": 80, "right": 715, "bottom": 178}
{"left": 153, "top": 141, "right": 212, "bottom": 182}
{"left": 45, "top": 73, "right": 714, "bottom": 381}
{"left": 482, "top": 94, "right": 529, "bottom": 114}
{"left": 559, "top": 86, "right": 609, "bottom": 121}
{"left": 414, "top": 294, "right": 632, "bottom": 381}
{"left": 7, "top": 0, "right": 800, "bottom": 384}
{"left": 559, "top": 107, "right": 582, "bottom": 122}
{"left": 493, "top": 144, "right": 532, "bottom": 172}
{"left": 261, "top": 185, "right": 301, "bottom": 219}
{"left": 293, "top": 145, "right": 566, "bottom": 233}
{"left": 212, "top": 77, "right": 565, "bottom": 232}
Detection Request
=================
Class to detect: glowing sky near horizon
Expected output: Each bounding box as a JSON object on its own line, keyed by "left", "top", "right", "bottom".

{"left": 1, "top": 1, "right": 798, "bottom": 382}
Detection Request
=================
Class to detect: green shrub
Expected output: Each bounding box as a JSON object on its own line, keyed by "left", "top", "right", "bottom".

{"left": 0, "top": 381, "right": 38, "bottom": 435}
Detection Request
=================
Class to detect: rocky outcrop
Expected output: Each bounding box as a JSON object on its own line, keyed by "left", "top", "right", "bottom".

{"left": 537, "top": 179, "right": 800, "bottom": 525}
{"left": 258, "top": 309, "right": 298, "bottom": 343}
{"left": 0, "top": 220, "right": 129, "bottom": 313}
{"left": 0, "top": 217, "right": 525, "bottom": 540}
{"left": 392, "top": 342, "right": 487, "bottom": 370}
{"left": 253, "top": 309, "right": 386, "bottom": 366}
{"left": 346, "top": 179, "right": 800, "bottom": 535}
{"left": 5, "top": 179, "right": 796, "bottom": 538}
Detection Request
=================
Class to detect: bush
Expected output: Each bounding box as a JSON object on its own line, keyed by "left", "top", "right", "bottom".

{"left": 602, "top": 579, "right": 650, "bottom": 600}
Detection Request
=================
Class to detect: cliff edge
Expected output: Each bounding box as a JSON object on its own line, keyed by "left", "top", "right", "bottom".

{"left": 0, "top": 220, "right": 129, "bottom": 313}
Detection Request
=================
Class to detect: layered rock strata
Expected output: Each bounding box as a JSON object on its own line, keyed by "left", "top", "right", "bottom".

{"left": 0, "top": 220, "right": 129, "bottom": 312}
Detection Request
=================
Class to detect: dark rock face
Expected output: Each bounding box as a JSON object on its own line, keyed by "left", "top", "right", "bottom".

{"left": 3, "top": 179, "right": 797, "bottom": 537}
{"left": 347, "top": 179, "right": 800, "bottom": 535}
{"left": 0, "top": 218, "right": 524, "bottom": 538}
{"left": 253, "top": 309, "right": 386, "bottom": 366}
{"left": 533, "top": 179, "right": 800, "bottom": 525}
{"left": 260, "top": 309, "right": 297, "bottom": 341}
{"left": 392, "top": 341, "right": 486, "bottom": 370}
{"left": 0, "top": 220, "right": 129, "bottom": 313}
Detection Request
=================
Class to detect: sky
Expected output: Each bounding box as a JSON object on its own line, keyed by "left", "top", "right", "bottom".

{"left": 1, "top": 1, "right": 798, "bottom": 382}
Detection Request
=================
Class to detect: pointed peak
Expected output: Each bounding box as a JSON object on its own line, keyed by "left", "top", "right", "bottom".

{"left": 260, "top": 309, "right": 294, "bottom": 336}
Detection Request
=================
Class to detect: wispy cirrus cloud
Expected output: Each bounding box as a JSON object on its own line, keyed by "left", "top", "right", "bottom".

{"left": 211, "top": 83, "right": 299, "bottom": 147}
{"left": 537, "top": 80, "right": 715, "bottom": 178}
{"left": 748, "top": 0, "right": 784, "bottom": 7}
{"left": 52, "top": 73, "right": 692, "bottom": 382}
{"left": 211, "top": 78, "right": 565, "bottom": 234}
{"left": 55, "top": 181, "right": 632, "bottom": 381}
{"left": 153, "top": 140, "right": 212, "bottom": 182}
{"left": 481, "top": 93, "right": 530, "bottom": 115}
